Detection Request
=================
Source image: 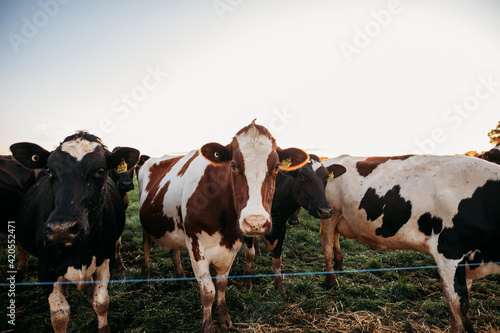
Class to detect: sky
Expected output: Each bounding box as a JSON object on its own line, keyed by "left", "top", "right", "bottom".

{"left": 1, "top": 0, "right": 499, "bottom": 158}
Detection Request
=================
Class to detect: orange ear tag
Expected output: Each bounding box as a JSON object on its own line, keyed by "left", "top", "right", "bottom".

{"left": 328, "top": 171, "right": 334, "bottom": 179}
{"left": 117, "top": 159, "right": 128, "bottom": 173}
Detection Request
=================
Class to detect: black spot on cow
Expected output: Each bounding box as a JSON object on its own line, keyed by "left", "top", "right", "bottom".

{"left": 356, "top": 155, "right": 413, "bottom": 177}
{"left": 359, "top": 188, "right": 384, "bottom": 221}
{"left": 417, "top": 212, "right": 443, "bottom": 236}
{"left": 438, "top": 180, "right": 500, "bottom": 261}
{"left": 453, "top": 258, "right": 474, "bottom": 331}
{"left": 359, "top": 185, "right": 412, "bottom": 237}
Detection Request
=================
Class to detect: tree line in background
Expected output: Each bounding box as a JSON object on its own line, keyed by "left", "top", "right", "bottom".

{"left": 488, "top": 120, "right": 500, "bottom": 145}
{"left": 463, "top": 120, "right": 499, "bottom": 157}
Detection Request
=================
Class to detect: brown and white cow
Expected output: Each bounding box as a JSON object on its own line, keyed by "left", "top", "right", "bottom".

{"left": 137, "top": 120, "right": 308, "bottom": 332}
{"left": 320, "top": 154, "right": 500, "bottom": 333}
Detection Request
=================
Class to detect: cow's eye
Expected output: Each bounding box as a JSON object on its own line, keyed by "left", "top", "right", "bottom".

{"left": 230, "top": 162, "right": 237, "bottom": 171}
{"left": 96, "top": 168, "right": 106, "bottom": 177}
{"left": 46, "top": 168, "right": 52, "bottom": 177}
{"left": 299, "top": 174, "right": 305, "bottom": 181}
{"left": 275, "top": 163, "right": 280, "bottom": 171}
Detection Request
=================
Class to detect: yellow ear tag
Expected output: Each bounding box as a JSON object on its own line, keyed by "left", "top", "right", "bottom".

{"left": 328, "top": 171, "right": 334, "bottom": 179}
{"left": 117, "top": 159, "right": 128, "bottom": 173}
{"left": 280, "top": 158, "right": 292, "bottom": 168}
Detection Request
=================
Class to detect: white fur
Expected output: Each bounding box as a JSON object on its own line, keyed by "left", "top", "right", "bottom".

{"left": 236, "top": 126, "right": 273, "bottom": 224}
{"left": 138, "top": 150, "right": 208, "bottom": 249}
{"left": 64, "top": 256, "right": 97, "bottom": 290}
{"left": 61, "top": 138, "right": 99, "bottom": 161}
{"left": 311, "top": 159, "right": 323, "bottom": 173}
{"left": 323, "top": 154, "right": 500, "bottom": 250}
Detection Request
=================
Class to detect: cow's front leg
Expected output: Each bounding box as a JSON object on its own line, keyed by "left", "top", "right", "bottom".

{"left": 93, "top": 259, "right": 111, "bottom": 333}
{"left": 114, "top": 237, "right": 125, "bottom": 272}
{"left": 214, "top": 268, "right": 234, "bottom": 330}
{"left": 271, "top": 225, "right": 287, "bottom": 297}
{"left": 49, "top": 277, "right": 70, "bottom": 333}
{"left": 190, "top": 254, "right": 216, "bottom": 333}
{"left": 332, "top": 230, "right": 343, "bottom": 272}
{"left": 16, "top": 243, "right": 30, "bottom": 282}
{"left": 242, "top": 236, "right": 255, "bottom": 290}
{"left": 320, "top": 217, "right": 339, "bottom": 289}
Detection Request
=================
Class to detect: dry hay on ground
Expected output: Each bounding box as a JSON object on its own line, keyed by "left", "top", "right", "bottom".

{"left": 238, "top": 305, "right": 450, "bottom": 333}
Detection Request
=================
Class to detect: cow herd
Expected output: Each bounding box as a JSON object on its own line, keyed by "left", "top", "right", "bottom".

{"left": 1, "top": 120, "right": 500, "bottom": 333}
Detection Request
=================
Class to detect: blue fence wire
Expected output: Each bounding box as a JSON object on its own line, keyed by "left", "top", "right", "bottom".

{"left": 2, "top": 261, "right": 499, "bottom": 287}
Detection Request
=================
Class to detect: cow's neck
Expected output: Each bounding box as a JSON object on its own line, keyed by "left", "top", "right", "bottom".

{"left": 272, "top": 172, "right": 300, "bottom": 220}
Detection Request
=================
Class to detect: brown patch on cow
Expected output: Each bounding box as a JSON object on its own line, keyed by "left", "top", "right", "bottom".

{"left": 176, "top": 205, "right": 183, "bottom": 229}
{"left": 184, "top": 163, "right": 240, "bottom": 251}
{"left": 145, "top": 156, "right": 183, "bottom": 193}
{"left": 140, "top": 180, "right": 177, "bottom": 238}
{"left": 190, "top": 233, "right": 203, "bottom": 261}
{"left": 177, "top": 151, "right": 199, "bottom": 177}
{"left": 356, "top": 155, "right": 413, "bottom": 177}
{"left": 229, "top": 148, "right": 250, "bottom": 216}
{"left": 261, "top": 151, "right": 279, "bottom": 213}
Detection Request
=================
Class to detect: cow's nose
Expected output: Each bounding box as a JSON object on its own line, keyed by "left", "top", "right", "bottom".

{"left": 45, "top": 221, "right": 81, "bottom": 244}
{"left": 317, "top": 206, "right": 333, "bottom": 219}
{"left": 119, "top": 181, "right": 134, "bottom": 191}
{"left": 241, "top": 215, "right": 272, "bottom": 236}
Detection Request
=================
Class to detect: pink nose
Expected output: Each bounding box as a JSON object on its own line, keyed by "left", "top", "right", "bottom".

{"left": 241, "top": 215, "right": 272, "bottom": 235}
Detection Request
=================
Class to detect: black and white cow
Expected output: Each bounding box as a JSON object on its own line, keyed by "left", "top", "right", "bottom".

{"left": 242, "top": 154, "right": 334, "bottom": 296}
{"left": 477, "top": 143, "right": 500, "bottom": 165}
{"left": 107, "top": 147, "right": 139, "bottom": 272}
{"left": 11, "top": 131, "right": 139, "bottom": 332}
{"left": 320, "top": 154, "right": 500, "bottom": 333}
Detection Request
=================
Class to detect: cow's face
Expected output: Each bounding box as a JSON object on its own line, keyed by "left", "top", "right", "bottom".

{"left": 288, "top": 155, "right": 332, "bottom": 219}
{"left": 108, "top": 166, "right": 135, "bottom": 195}
{"left": 10, "top": 132, "right": 139, "bottom": 246}
{"left": 481, "top": 144, "right": 500, "bottom": 165}
{"left": 200, "top": 120, "right": 309, "bottom": 236}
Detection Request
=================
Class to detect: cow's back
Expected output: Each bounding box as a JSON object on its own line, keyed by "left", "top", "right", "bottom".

{"left": 138, "top": 150, "right": 211, "bottom": 248}
{"left": 324, "top": 154, "right": 500, "bottom": 252}
{"left": 0, "top": 157, "right": 38, "bottom": 230}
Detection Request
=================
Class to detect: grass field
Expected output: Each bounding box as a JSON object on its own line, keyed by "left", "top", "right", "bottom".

{"left": 1, "top": 180, "right": 500, "bottom": 332}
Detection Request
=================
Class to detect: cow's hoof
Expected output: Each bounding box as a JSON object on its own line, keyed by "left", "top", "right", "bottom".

{"left": 325, "top": 275, "right": 339, "bottom": 290}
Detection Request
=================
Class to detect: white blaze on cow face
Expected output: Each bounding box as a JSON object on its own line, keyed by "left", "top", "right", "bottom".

{"left": 61, "top": 138, "right": 100, "bottom": 161}
{"left": 311, "top": 159, "right": 323, "bottom": 173}
{"left": 236, "top": 125, "right": 274, "bottom": 235}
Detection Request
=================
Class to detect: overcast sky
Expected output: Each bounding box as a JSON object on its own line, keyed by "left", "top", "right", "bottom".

{"left": 1, "top": 0, "right": 499, "bottom": 158}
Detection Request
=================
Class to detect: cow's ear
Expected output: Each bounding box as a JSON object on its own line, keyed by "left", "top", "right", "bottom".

{"left": 108, "top": 147, "right": 140, "bottom": 171}
{"left": 138, "top": 155, "right": 150, "bottom": 166}
{"left": 200, "top": 142, "right": 231, "bottom": 164}
{"left": 277, "top": 147, "right": 309, "bottom": 171}
{"left": 10, "top": 142, "right": 51, "bottom": 169}
{"left": 326, "top": 164, "right": 347, "bottom": 179}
